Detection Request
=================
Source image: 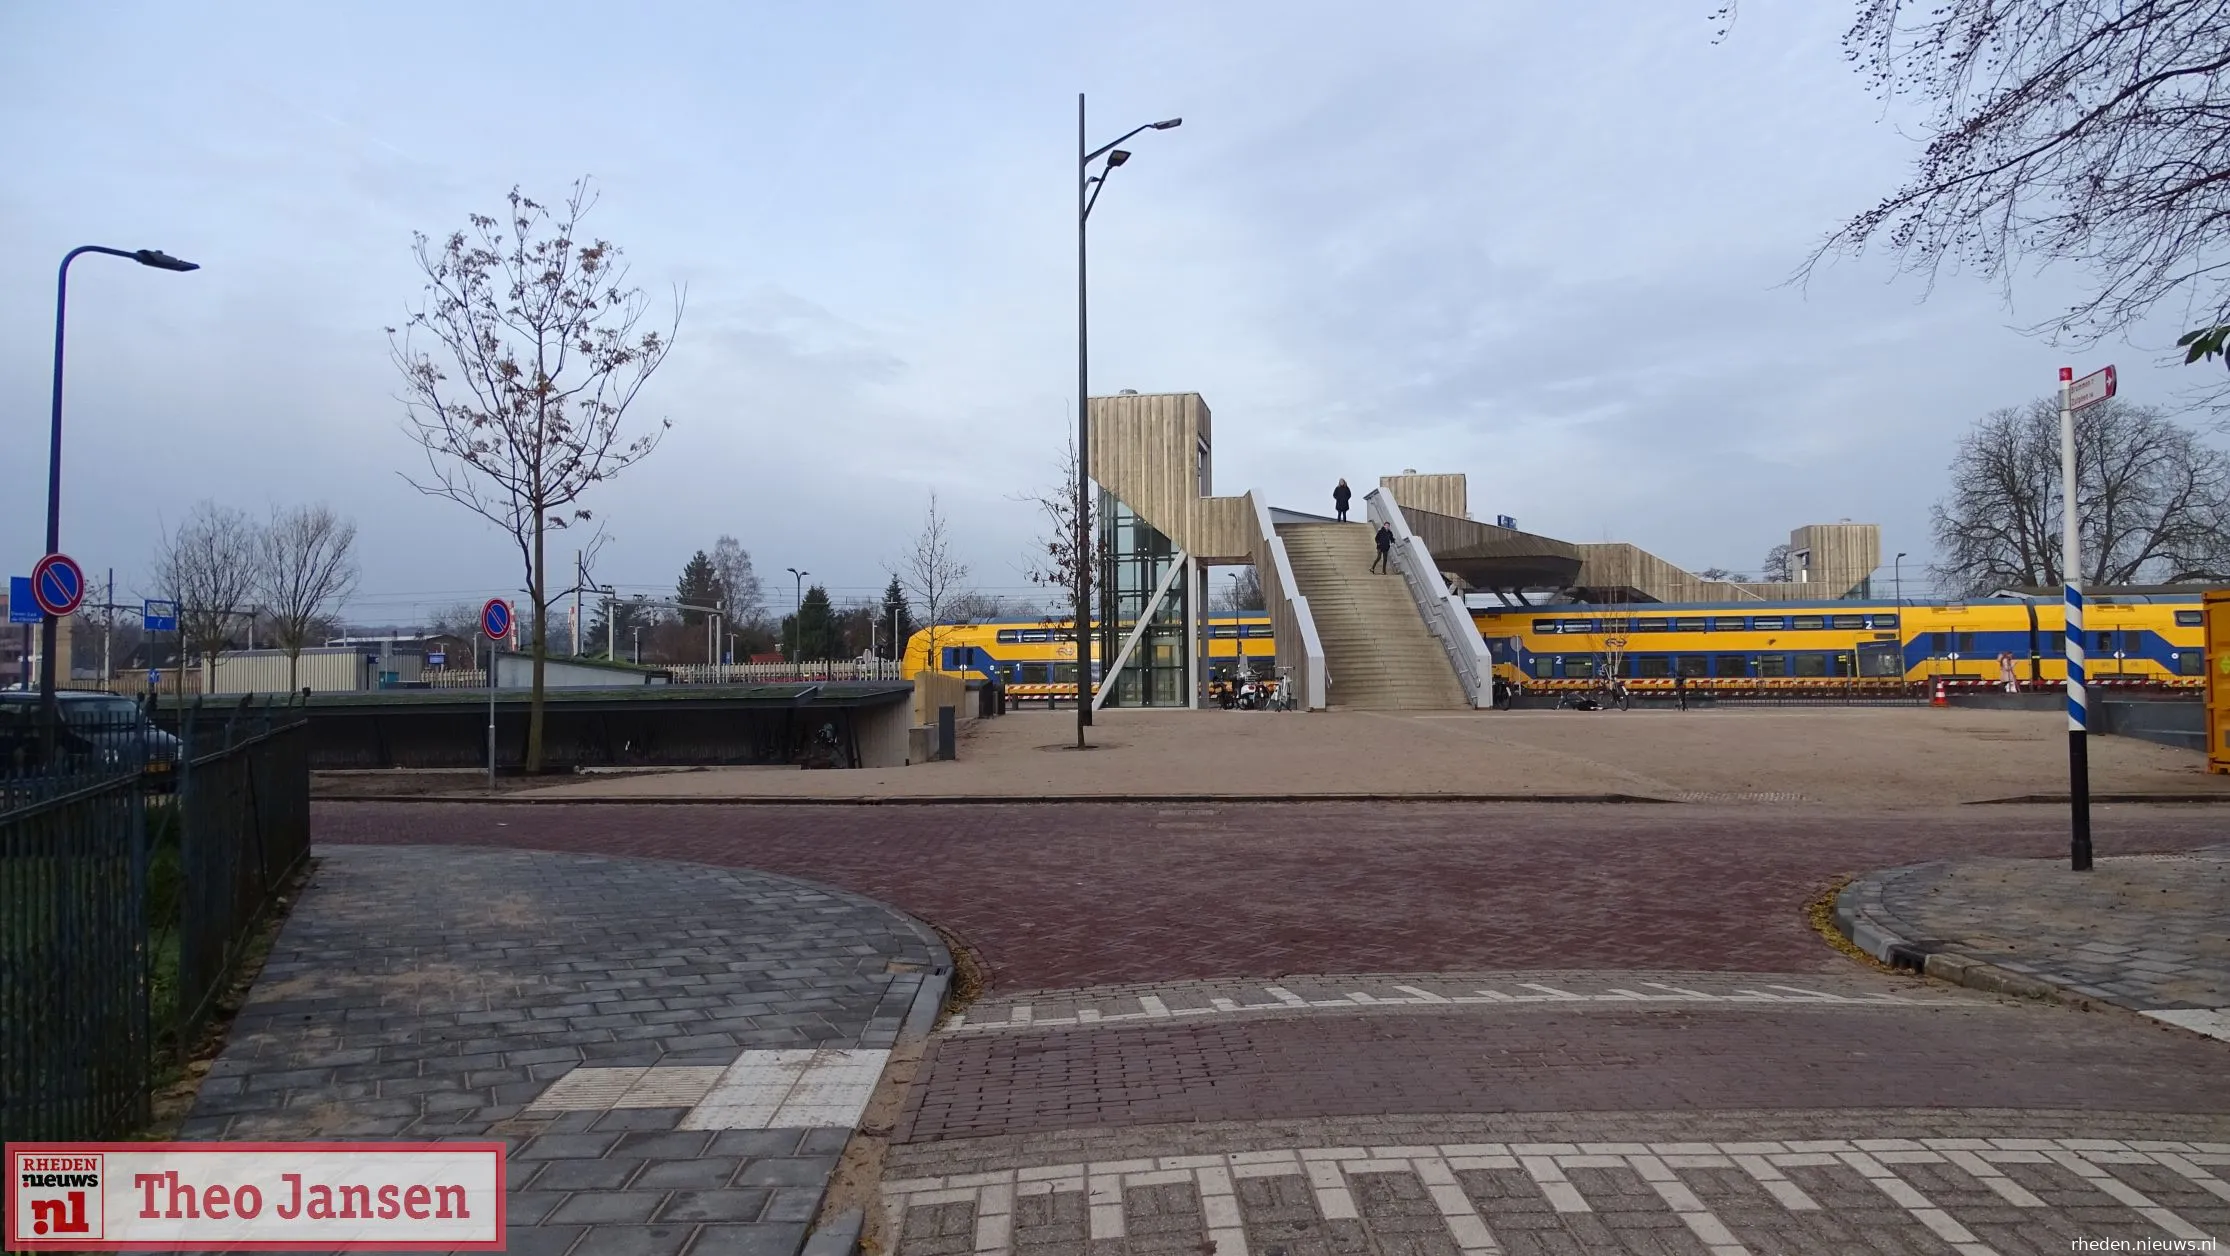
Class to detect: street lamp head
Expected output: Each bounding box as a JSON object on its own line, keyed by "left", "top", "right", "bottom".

{"left": 132, "top": 249, "right": 198, "bottom": 272}
{"left": 1151, "top": 118, "right": 1182, "bottom": 130}
{"left": 1896, "top": 552, "right": 1908, "bottom": 560}
{"left": 1105, "top": 149, "right": 1131, "bottom": 167}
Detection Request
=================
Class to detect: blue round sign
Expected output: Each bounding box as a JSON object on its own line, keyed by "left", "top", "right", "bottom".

{"left": 31, "top": 552, "right": 86, "bottom": 617}
{"left": 480, "top": 598, "right": 513, "bottom": 641}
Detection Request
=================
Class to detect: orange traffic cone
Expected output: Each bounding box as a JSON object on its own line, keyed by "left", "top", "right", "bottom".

{"left": 1931, "top": 677, "right": 1947, "bottom": 707}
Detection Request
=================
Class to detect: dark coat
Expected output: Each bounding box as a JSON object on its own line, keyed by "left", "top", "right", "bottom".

{"left": 1373, "top": 525, "right": 1394, "bottom": 552}
{"left": 1333, "top": 484, "right": 1352, "bottom": 507}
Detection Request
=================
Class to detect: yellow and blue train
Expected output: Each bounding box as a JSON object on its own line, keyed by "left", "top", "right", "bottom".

{"left": 904, "top": 592, "right": 2212, "bottom": 697}
{"left": 1473, "top": 593, "right": 2208, "bottom": 692}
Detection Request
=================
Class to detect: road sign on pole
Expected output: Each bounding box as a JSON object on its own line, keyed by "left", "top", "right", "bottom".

{"left": 30, "top": 553, "right": 86, "bottom": 617}
{"left": 7, "top": 578, "right": 40, "bottom": 625}
{"left": 2066, "top": 364, "right": 2116, "bottom": 411}
{"left": 2059, "top": 364, "right": 2113, "bottom": 872}
{"left": 480, "top": 599, "right": 513, "bottom": 641}
{"left": 142, "top": 599, "right": 179, "bottom": 632}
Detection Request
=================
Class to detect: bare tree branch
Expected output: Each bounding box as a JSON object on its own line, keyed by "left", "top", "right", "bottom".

{"left": 152, "top": 502, "right": 260, "bottom": 680}
{"left": 894, "top": 493, "right": 970, "bottom": 669}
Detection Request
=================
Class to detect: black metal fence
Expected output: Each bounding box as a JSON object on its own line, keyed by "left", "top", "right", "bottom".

{"left": 0, "top": 694, "right": 308, "bottom": 1146}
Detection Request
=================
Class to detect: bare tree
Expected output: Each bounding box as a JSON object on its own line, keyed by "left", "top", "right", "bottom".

{"left": 1214, "top": 566, "right": 1265, "bottom": 612}
{"left": 1806, "top": 1, "right": 2230, "bottom": 375}
{"left": 1932, "top": 396, "right": 2230, "bottom": 593}
{"left": 894, "top": 493, "right": 970, "bottom": 667}
{"left": 390, "top": 178, "right": 681, "bottom": 771}
{"left": 1759, "top": 544, "right": 1795, "bottom": 582}
{"left": 1695, "top": 566, "right": 1749, "bottom": 583}
{"left": 257, "top": 503, "right": 359, "bottom": 691}
{"left": 1013, "top": 435, "right": 1097, "bottom": 627}
{"left": 709, "top": 534, "right": 765, "bottom": 629}
{"left": 152, "top": 502, "right": 260, "bottom": 682}
{"left": 942, "top": 591, "right": 1014, "bottom": 622}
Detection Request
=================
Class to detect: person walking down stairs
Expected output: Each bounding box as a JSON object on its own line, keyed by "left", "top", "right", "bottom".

{"left": 1333, "top": 479, "right": 1352, "bottom": 521}
{"left": 1370, "top": 521, "right": 1395, "bottom": 573}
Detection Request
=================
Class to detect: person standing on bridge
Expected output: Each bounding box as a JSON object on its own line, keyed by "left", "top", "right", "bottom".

{"left": 1333, "top": 479, "right": 1352, "bottom": 521}
{"left": 1370, "top": 521, "right": 1394, "bottom": 573}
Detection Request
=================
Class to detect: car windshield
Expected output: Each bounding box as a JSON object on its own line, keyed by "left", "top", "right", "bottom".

{"left": 62, "top": 697, "right": 143, "bottom": 729}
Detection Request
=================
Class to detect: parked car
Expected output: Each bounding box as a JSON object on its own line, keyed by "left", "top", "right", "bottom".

{"left": 0, "top": 691, "right": 181, "bottom": 791}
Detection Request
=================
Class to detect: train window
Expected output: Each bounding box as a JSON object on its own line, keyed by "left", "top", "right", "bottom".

{"left": 1756, "top": 654, "right": 1788, "bottom": 677}
{"left": 1870, "top": 613, "right": 1900, "bottom": 629}
{"left": 1242, "top": 624, "right": 1274, "bottom": 638}
{"left": 1705, "top": 617, "right": 1744, "bottom": 631}
{"left": 2095, "top": 631, "right": 2113, "bottom": 650}
{"left": 1635, "top": 656, "right": 1672, "bottom": 678}
{"left": 1676, "top": 655, "right": 1710, "bottom": 677}
{"left": 2180, "top": 652, "right": 2205, "bottom": 676}
{"left": 1830, "top": 615, "right": 1865, "bottom": 630}
{"left": 2043, "top": 631, "right": 2064, "bottom": 654}
{"left": 1210, "top": 625, "right": 1239, "bottom": 638}
{"left": 1560, "top": 619, "right": 1596, "bottom": 633}
{"left": 1793, "top": 653, "right": 1830, "bottom": 677}
{"left": 1791, "top": 615, "right": 1825, "bottom": 630}
{"left": 1635, "top": 618, "right": 1670, "bottom": 632}
{"left": 1564, "top": 657, "right": 1597, "bottom": 678}
{"left": 1533, "top": 619, "right": 1563, "bottom": 633}
{"left": 1673, "top": 617, "right": 1708, "bottom": 631}
{"left": 1714, "top": 654, "right": 1747, "bottom": 676}
{"left": 1931, "top": 633, "right": 1947, "bottom": 652}
{"left": 1023, "top": 663, "right": 1053, "bottom": 683}
{"left": 1530, "top": 657, "right": 1555, "bottom": 678}
{"left": 1956, "top": 632, "right": 1974, "bottom": 652}
{"left": 1752, "top": 616, "right": 1783, "bottom": 630}
{"left": 996, "top": 630, "right": 1021, "bottom": 644}
{"left": 1599, "top": 618, "right": 1630, "bottom": 634}
{"left": 2175, "top": 610, "right": 2203, "bottom": 627}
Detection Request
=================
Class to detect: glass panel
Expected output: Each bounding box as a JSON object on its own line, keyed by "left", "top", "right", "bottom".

{"left": 2175, "top": 610, "right": 2203, "bottom": 627}
{"left": 1791, "top": 615, "right": 1825, "bottom": 630}
{"left": 1559, "top": 619, "right": 1596, "bottom": 633}
{"left": 1830, "top": 615, "right": 1865, "bottom": 630}
{"left": 1563, "top": 656, "right": 1596, "bottom": 678}
{"left": 1752, "top": 617, "right": 1784, "bottom": 630}
{"left": 1714, "top": 654, "right": 1747, "bottom": 677}
{"left": 1635, "top": 618, "right": 1670, "bottom": 632}
{"left": 1636, "top": 656, "right": 1672, "bottom": 678}
{"left": 1794, "top": 653, "right": 1830, "bottom": 676}
{"left": 1871, "top": 613, "right": 1900, "bottom": 629}
{"left": 2180, "top": 652, "right": 2204, "bottom": 676}
{"left": 1673, "top": 617, "right": 1707, "bottom": 631}
{"left": 1530, "top": 657, "right": 1554, "bottom": 678}
{"left": 1757, "top": 654, "right": 1788, "bottom": 677}
{"left": 1676, "top": 655, "right": 1709, "bottom": 676}
{"left": 1533, "top": 619, "right": 1562, "bottom": 633}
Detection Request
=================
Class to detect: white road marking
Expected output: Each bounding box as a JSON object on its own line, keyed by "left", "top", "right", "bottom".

{"left": 522, "top": 1048, "right": 889, "bottom": 1129}
{"left": 884, "top": 1136, "right": 2227, "bottom": 1256}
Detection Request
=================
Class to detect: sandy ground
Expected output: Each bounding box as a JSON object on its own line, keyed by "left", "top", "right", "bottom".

{"left": 480, "top": 705, "right": 2230, "bottom": 808}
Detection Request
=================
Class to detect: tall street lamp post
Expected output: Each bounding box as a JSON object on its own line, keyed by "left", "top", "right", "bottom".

{"left": 1894, "top": 552, "right": 1907, "bottom": 605}
{"left": 1075, "top": 96, "right": 1180, "bottom": 746}
{"left": 42, "top": 246, "right": 198, "bottom": 716}
{"left": 787, "top": 567, "right": 809, "bottom": 663}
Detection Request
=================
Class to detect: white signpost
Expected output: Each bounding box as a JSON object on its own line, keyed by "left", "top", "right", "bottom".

{"left": 2059, "top": 364, "right": 2115, "bottom": 871}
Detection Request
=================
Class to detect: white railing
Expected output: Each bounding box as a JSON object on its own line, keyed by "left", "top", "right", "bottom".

{"left": 666, "top": 659, "right": 906, "bottom": 685}
{"left": 1365, "top": 487, "right": 1493, "bottom": 709}
{"left": 1248, "top": 489, "right": 1328, "bottom": 710}
{"left": 422, "top": 658, "right": 906, "bottom": 689}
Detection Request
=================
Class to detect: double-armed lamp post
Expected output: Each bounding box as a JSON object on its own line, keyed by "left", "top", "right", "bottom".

{"left": 1075, "top": 96, "right": 1180, "bottom": 746}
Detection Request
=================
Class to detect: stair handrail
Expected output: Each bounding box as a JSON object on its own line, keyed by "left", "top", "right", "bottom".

{"left": 1247, "top": 490, "right": 1328, "bottom": 710}
{"left": 1365, "top": 487, "right": 1494, "bottom": 709}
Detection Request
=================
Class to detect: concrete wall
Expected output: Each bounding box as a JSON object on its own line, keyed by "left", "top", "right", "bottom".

{"left": 911, "top": 671, "right": 966, "bottom": 728}
{"left": 1787, "top": 523, "right": 1881, "bottom": 596}
{"left": 494, "top": 654, "right": 662, "bottom": 689}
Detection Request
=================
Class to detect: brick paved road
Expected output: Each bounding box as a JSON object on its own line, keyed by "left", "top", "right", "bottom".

{"left": 317, "top": 801, "right": 2227, "bottom": 992}
{"left": 314, "top": 802, "right": 2230, "bottom": 1254}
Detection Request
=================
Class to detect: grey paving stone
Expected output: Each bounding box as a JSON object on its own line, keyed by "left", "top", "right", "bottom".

{"left": 761, "top": 1186, "right": 825, "bottom": 1223}
{"left": 548, "top": 1190, "right": 669, "bottom": 1225}
{"left": 502, "top": 1223, "right": 586, "bottom": 1256}
{"left": 659, "top": 1188, "right": 775, "bottom": 1222}
{"left": 711, "top": 1130, "right": 809, "bottom": 1158}
{"left": 733, "top": 1156, "right": 839, "bottom": 1187}
{"left": 533, "top": 1157, "right": 646, "bottom": 1191}
{"left": 571, "top": 1222, "right": 698, "bottom": 1255}
{"left": 615, "top": 1131, "right": 719, "bottom": 1159}
{"left": 636, "top": 1158, "right": 745, "bottom": 1189}
{"left": 687, "top": 1221, "right": 812, "bottom": 1256}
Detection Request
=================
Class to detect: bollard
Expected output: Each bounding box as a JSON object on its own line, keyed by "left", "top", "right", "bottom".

{"left": 937, "top": 705, "right": 957, "bottom": 761}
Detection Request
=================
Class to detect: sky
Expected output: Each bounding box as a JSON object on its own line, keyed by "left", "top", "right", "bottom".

{"left": 3, "top": 1, "right": 2220, "bottom": 626}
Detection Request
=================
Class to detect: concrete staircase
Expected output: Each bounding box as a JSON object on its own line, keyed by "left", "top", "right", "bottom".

{"left": 1275, "top": 522, "right": 1469, "bottom": 710}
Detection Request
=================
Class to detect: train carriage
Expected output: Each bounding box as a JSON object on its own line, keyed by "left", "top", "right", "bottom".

{"left": 903, "top": 615, "right": 1277, "bottom": 703}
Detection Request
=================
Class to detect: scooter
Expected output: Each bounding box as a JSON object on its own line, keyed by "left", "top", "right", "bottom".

{"left": 1235, "top": 680, "right": 1265, "bottom": 710}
